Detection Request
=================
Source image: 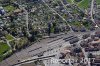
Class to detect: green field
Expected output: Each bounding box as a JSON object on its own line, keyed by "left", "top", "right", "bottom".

{"left": 4, "top": 5, "right": 15, "bottom": 13}
{"left": 5, "top": 34, "right": 14, "bottom": 41}
{"left": 96, "top": 0, "right": 100, "bottom": 5}
{"left": 0, "top": 42, "right": 10, "bottom": 55}
{"left": 78, "top": 0, "right": 90, "bottom": 9}
{"left": 67, "top": 0, "right": 73, "bottom": 4}
{"left": 67, "top": 0, "right": 90, "bottom": 9}
{"left": 0, "top": 42, "right": 10, "bottom": 61}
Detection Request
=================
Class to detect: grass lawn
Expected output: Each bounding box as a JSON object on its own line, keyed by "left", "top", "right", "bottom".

{"left": 5, "top": 34, "right": 14, "bottom": 41}
{"left": 78, "top": 0, "right": 91, "bottom": 9}
{"left": 0, "top": 42, "right": 10, "bottom": 55}
{"left": 66, "top": 0, "right": 90, "bottom": 9}
{"left": 78, "top": 0, "right": 90, "bottom": 9}
{"left": 67, "top": 0, "right": 73, "bottom": 4}
{"left": 96, "top": 0, "right": 100, "bottom": 5}
{"left": 0, "top": 42, "right": 11, "bottom": 61}
{"left": 4, "top": 5, "right": 15, "bottom": 13}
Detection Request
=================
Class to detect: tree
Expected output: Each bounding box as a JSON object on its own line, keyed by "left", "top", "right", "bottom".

{"left": 10, "top": 37, "right": 28, "bottom": 51}
{"left": 73, "top": 48, "right": 82, "bottom": 53}
{"left": 74, "top": 0, "right": 82, "bottom": 2}
{"left": 47, "top": 23, "right": 51, "bottom": 36}
{"left": 88, "top": 53, "right": 93, "bottom": 58}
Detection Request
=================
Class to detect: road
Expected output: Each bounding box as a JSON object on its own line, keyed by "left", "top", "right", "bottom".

{"left": 19, "top": 5, "right": 31, "bottom": 37}
{"left": 0, "top": 0, "right": 100, "bottom": 66}
{"left": 90, "top": 0, "right": 99, "bottom": 28}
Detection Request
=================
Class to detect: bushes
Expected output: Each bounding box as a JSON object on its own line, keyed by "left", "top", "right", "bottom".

{"left": 10, "top": 37, "right": 28, "bottom": 51}
{"left": 5, "top": 34, "right": 14, "bottom": 40}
